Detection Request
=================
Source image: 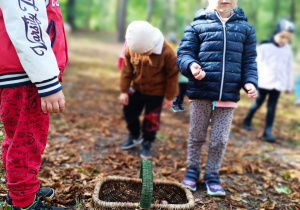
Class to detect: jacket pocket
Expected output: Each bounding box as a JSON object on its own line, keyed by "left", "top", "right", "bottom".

{"left": 46, "top": 20, "right": 57, "bottom": 48}
{"left": 149, "top": 58, "right": 164, "bottom": 72}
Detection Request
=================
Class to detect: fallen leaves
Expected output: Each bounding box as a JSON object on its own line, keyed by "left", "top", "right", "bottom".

{"left": 287, "top": 169, "right": 300, "bottom": 182}
{"left": 230, "top": 195, "right": 243, "bottom": 201}
{"left": 260, "top": 200, "right": 277, "bottom": 209}
{"left": 0, "top": 35, "right": 299, "bottom": 209}
{"left": 35, "top": 40, "right": 300, "bottom": 209}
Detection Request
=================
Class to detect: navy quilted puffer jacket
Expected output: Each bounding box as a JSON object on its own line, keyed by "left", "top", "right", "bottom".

{"left": 177, "top": 8, "right": 258, "bottom": 102}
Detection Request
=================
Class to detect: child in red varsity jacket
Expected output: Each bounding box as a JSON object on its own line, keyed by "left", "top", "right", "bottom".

{"left": 0, "top": 0, "right": 67, "bottom": 209}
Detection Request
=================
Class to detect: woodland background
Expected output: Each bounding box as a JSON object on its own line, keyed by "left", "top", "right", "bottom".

{"left": 0, "top": 0, "right": 299, "bottom": 209}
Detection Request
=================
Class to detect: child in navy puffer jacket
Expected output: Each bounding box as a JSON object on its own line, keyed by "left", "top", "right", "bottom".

{"left": 177, "top": 0, "right": 258, "bottom": 195}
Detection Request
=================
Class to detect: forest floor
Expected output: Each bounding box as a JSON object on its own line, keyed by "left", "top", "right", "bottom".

{"left": 0, "top": 32, "right": 299, "bottom": 210}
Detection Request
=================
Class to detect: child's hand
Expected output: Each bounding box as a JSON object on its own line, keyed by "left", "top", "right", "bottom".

{"left": 163, "top": 99, "right": 173, "bottom": 109}
{"left": 190, "top": 62, "right": 206, "bottom": 80}
{"left": 244, "top": 83, "right": 257, "bottom": 99}
{"left": 119, "top": 93, "right": 129, "bottom": 105}
{"left": 41, "top": 90, "right": 65, "bottom": 114}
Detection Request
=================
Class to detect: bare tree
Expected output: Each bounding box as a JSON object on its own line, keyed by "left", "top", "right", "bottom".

{"left": 290, "top": 0, "right": 296, "bottom": 21}
{"left": 67, "top": 0, "right": 76, "bottom": 29}
{"left": 273, "top": 0, "right": 280, "bottom": 22}
{"left": 146, "top": 0, "right": 154, "bottom": 22}
{"left": 85, "top": 0, "right": 93, "bottom": 30}
{"left": 117, "top": 0, "right": 128, "bottom": 42}
{"left": 163, "top": 0, "right": 170, "bottom": 34}
{"left": 250, "top": 0, "right": 258, "bottom": 28}
{"left": 169, "top": 0, "right": 176, "bottom": 32}
{"left": 116, "top": 0, "right": 120, "bottom": 29}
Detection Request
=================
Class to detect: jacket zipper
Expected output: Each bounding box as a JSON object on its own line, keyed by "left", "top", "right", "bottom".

{"left": 215, "top": 12, "right": 234, "bottom": 101}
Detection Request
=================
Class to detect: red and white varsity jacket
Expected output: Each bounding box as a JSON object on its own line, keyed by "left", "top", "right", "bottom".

{"left": 0, "top": 0, "right": 68, "bottom": 97}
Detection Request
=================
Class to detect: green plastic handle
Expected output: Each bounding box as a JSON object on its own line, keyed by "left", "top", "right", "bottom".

{"left": 139, "top": 160, "right": 153, "bottom": 209}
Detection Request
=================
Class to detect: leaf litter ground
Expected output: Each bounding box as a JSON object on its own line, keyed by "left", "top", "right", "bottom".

{"left": 0, "top": 32, "right": 299, "bottom": 210}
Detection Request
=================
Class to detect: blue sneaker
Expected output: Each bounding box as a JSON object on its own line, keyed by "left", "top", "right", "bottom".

{"left": 182, "top": 167, "right": 200, "bottom": 191}
{"left": 171, "top": 105, "right": 181, "bottom": 112}
{"left": 204, "top": 173, "right": 226, "bottom": 196}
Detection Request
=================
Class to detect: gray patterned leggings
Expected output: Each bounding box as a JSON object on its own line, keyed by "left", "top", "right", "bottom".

{"left": 188, "top": 100, "right": 234, "bottom": 174}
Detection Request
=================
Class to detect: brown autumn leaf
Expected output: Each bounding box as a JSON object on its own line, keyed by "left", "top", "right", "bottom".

{"left": 260, "top": 200, "right": 277, "bottom": 209}
{"left": 288, "top": 170, "right": 300, "bottom": 182}
{"left": 289, "top": 204, "right": 300, "bottom": 210}
{"left": 255, "top": 189, "right": 263, "bottom": 195}
{"left": 230, "top": 195, "right": 243, "bottom": 201}
{"left": 240, "top": 193, "right": 250, "bottom": 198}
{"left": 232, "top": 164, "right": 244, "bottom": 174}
{"left": 227, "top": 187, "right": 239, "bottom": 194}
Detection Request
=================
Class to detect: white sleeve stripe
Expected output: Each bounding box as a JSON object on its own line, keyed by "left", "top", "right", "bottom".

{"left": 0, "top": 73, "right": 28, "bottom": 79}
{"left": 0, "top": 78, "right": 30, "bottom": 85}
{"left": 35, "top": 78, "right": 58, "bottom": 87}
{"left": 37, "top": 83, "right": 62, "bottom": 93}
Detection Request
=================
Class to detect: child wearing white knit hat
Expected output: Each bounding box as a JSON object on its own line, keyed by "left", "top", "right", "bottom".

{"left": 119, "top": 21, "right": 179, "bottom": 159}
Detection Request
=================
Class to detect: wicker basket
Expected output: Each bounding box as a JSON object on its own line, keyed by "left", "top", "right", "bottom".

{"left": 92, "top": 160, "right": 194, "bottom": 209}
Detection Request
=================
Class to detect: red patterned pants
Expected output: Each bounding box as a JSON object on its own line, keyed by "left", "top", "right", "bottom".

{"left": 0, "top": 84, "right": 49, "bottom": 207}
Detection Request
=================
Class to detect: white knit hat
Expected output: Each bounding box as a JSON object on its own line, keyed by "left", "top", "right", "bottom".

{"left": 126, "top": 21, "right": 160, "bottom": 54}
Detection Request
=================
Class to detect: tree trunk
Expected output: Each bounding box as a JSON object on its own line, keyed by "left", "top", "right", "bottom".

{"left": 290, "top": 0, "right": 296, "bottom": 21}
{"left": 85, "top": 0, "right": 93, "bottom": 30}
{"left": 67, "top": 0, "right": 76, "bottom": 29}
{"left": 163, "top": 0, "right": 170, "bottom": 34}
{"left": 273, "top": 0, "right": 280, "bottom": 22}
{"left": 117, "top": 0, "right": 128, "bottom": 42}
{"left": 116, "top": 0, "right": 120, "bottom": 30}
{"left": 170, "top": 0, "right": 177, "bottom": 33}
{"left": 146, "top": 0, "right": 154, "bottom": 22}
{"left": 250, "top": 0, "right": 258, "bottom": 28}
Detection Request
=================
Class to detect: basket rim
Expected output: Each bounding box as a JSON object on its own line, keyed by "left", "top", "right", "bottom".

{"left": 92, "top": 176, "right": 195, "bottom": 209}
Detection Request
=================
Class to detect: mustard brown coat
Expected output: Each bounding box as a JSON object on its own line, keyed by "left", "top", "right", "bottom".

{"left": 120, "top": 41, "right": 179, "bottom": 100}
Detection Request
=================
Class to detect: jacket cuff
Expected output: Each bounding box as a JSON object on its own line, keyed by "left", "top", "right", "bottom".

{"left": 165, "top": 95, "right": 175, "bottom": 101}
{"left": 120, "top": 88, "right": 129, "bottom": 94}
{"left": 34, "top": 76, "right": 63, "bottom": 97}
{"left": 243, "top": 78, "right": 258, "bottom": 92}
{"left": 183, "top": 60, "right": 201, "bottom": 78}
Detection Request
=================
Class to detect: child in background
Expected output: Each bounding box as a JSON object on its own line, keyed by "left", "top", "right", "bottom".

{"left": 172, "top": 71, "right": 189, "bottom": 112}
{"left": 167, "top": 32, "right": 178, "bottom": 50}
{"left": 243, "top": 18, "right": 295, "bottom": 142}
{"left": 118, "top": 40, "right": 128, "bottom": 70}
{"left": 119, "top": 21, "right": 179, "bottom": 158}
{"left": 177, "top": 0, "right": 258, "bottom": 195}
{"left": 168, "top": 33, "right": 189, "bottom": 112}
